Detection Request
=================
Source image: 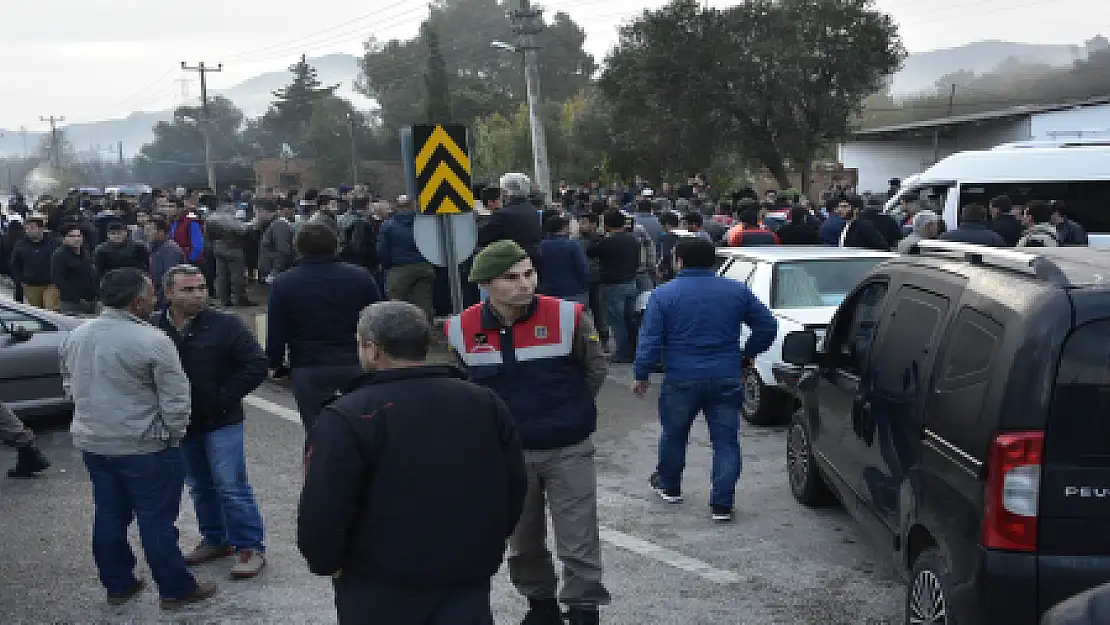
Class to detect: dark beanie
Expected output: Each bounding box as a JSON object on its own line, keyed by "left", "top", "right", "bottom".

{"left": 469, "top": 240, "right": 529, "bottom": 283}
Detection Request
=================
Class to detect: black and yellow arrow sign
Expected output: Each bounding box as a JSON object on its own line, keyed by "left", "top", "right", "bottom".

{"left": 413, "top": 124, "right": 474, "bottom": 215}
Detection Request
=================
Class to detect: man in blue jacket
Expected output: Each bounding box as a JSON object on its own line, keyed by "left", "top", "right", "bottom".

{"left": 267, "top": 223, "right": 381, "bottom": 435}
{"left": 376, "top": 195, "right": 435, "bottom": 322}
{"left": 536, "top": 215, "right": 589, "bottom": 305}
{"left": 632, "top": 238, "right": 777, "bottom": 522}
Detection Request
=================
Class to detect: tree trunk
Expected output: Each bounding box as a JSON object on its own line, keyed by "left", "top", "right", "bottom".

{"left": 799, "top": 158, "right": 813, "bottom": 199}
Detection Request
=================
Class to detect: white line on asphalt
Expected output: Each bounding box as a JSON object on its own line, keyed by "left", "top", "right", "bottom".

{"left": 245, "top": 389, "right": 741, "bottom": 586}
{"left": 598, "top": 527, "right": 741, "bottom": 584}
{"left": 245, "top": 394, "right": 301, "bottom": 424}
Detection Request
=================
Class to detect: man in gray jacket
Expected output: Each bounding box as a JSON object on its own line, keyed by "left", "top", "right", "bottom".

{"left": 259, "top": 200, "right": 296, "bottom": 283}
{"left": 60, "top": 268, "right": 218, "bottom": 610}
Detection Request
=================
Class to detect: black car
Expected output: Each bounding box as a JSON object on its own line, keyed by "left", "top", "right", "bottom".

{"left": 777, "top": 241, "right": 1110, "bottom": 625}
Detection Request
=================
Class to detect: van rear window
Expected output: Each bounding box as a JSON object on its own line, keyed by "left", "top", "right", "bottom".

{"left": 1051, "top": 319, "right": 1110, "bottom": 461}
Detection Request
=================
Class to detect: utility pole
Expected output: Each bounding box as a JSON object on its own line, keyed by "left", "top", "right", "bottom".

{"left": 932, "top": 83, "right": 957, "bottom": 165}
{"left": 19, "top": 126, "right": 27, "bottom": 159}
{"left": 39, "top": 115, "right": 65, "bottom": 169}
{"left": 510, "top": 0, "right": 551, "bottom": 202}
{"left": 118, "top": 141, "right": 124, "bottom": 168}
{"left": 181, "top": 61, "right": 223, "bottom": 191}
{"left": 346, "top": 114, "right": 358, "bottom": 185}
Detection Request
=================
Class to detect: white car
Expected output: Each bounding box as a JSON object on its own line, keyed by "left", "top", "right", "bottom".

{"left": 717, "top": 246, "right": 897, "bottom": 425}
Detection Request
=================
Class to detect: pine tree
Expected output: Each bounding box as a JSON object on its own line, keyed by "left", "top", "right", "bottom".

{"left": 267, "top": 55, "right": 339, "bottom": 143}
{"left": 423, "top": 22, "right": 453, "bottom": 122}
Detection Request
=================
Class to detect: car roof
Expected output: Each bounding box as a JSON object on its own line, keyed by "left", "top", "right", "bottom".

{"left": 898, "top": 242, "right": 1110, "bottom": 289}
{"left": 716, "top": 246, "right": 899, "bottom": 262}
{"left": 0, "top": 298, "right": 85, "bottom": 330}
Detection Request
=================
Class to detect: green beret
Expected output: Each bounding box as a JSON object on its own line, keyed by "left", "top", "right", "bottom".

{"left": 470, "top": 240, "right": 529, "bottom": 283}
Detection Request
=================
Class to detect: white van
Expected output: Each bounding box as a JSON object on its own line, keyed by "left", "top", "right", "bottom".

{"left": 884, "top": 145, "right": 1110, "bottom": 246}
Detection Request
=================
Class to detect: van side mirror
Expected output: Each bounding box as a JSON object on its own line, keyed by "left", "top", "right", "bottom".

{"left": 781, "top": 330, "right": 818, "bottom": 366}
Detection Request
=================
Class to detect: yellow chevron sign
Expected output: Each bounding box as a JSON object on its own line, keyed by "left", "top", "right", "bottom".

{"left": 413, "top": 125, "right": 474, "bottom": 215}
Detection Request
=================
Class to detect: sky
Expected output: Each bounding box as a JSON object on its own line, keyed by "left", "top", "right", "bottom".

{"left": 2, "top": 0, "right": 1108, "bottom": 129}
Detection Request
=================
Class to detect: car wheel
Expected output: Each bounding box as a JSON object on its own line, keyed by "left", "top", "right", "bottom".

{"left": 742, "top": 366, "right": 790, "bottom": 426}
{"left": 787, "top": 409, "right": 836, "bottom": 506}
{"left": 906, "top": 548, "right": 957, "bottom": 625}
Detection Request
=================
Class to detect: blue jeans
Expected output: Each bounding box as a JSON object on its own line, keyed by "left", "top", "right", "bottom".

{"left": 656, "top": 377, "right": 745, "bottom": 508}
{"left": 291, "top": 364, "right": 364, "bottom": 433}
{"left": 180, "top": 423, "right": 266, "bottom": 552}
{"left": 601, "top": 281, "right": 638, "bottom": 361}
{"left": 82, "top": 448, "right": 196, "bottom": 599}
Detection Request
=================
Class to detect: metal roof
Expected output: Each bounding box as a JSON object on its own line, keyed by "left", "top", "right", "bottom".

{"left": 852, "top": 96, "right": 1110, "bottom": 139}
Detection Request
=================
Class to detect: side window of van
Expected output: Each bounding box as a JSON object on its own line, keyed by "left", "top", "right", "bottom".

{"left": 927, "top": 308, "right": 1003, "bottom": 448}
{"left": 829, "top": 281, "right": 889, "bottom": 375}
{"left": 870, "top": 287, "right": 951, "bottom": 401}
{"left": 960, "top": 181, "right": 1110, "bottom": 234}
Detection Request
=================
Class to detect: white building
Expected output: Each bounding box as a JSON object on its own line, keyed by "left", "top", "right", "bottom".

{"left": 839, "top": 97, "right": 1110, "bottom": 193}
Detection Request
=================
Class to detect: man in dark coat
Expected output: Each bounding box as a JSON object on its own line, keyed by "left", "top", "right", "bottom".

{"left": 153, "top": 264, "right": 269, "bottom": 579}
{"left": 939, "top": 204, "right": 1007, "bottom": 247}
{"left": 987, "top": 195, "right": 1023, "bottom": 247}
{"left": 298, "top": 301, "right": 527, "bottom": 625}
{"left": 478, "top": 173, "right": 544, "bottom": 268}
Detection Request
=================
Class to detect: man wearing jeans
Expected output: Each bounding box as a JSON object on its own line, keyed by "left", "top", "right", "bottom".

{"left": 632, "top": 238, "right": 777, "bottom": 522}
{"left": 587, "top": 210, "right": 642, "bottom": 363}
{"left": 154, "top": 264, "right": 269, "bottom": 578}
{"left": 61, "top": 268, "right": 218, "bottom": 609}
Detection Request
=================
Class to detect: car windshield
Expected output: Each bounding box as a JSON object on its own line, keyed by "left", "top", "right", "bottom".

{"left": 772, "top": 259, "right": 886, "bottom": 309}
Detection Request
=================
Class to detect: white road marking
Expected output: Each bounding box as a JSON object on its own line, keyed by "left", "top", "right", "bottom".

{"left": 599, "top": 527, "right": 741, "bottom": 584}
{"left": 246, "top": 389, "right": 742, "bottom": 586}
{"left": 245, "top": 394, "right": 301, "bottom": 424}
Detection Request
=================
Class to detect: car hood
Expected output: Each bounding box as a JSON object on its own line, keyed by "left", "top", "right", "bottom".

{"left": 774, "top": 306, "right": 837, "bottom": 328}
{"left": 35, "top": 308, "right": 87, "bottom": 331}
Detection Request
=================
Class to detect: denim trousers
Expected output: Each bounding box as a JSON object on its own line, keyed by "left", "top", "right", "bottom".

{"left": 600, "top": 281, "right": 638, "bottom": 361}
{"left": 82, "top": 448, "right": 196, "bottom": 598}
{"left": 656, "top": 377, "right": 745, "bottom": 508}
{"left": 179, "top": 423, "right": 266, "bottom": 551}
{"left": 291, "top": 364, "right": 364, "bottom": 433}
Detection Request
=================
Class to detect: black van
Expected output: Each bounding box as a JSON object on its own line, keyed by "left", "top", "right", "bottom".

{"left": 777, "top": 241, "right": 1110, "bottom": 625}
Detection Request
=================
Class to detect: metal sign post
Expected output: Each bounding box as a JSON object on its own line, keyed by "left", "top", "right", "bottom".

{"left": 402, "top": 124, "right": 477, "bottom": 315}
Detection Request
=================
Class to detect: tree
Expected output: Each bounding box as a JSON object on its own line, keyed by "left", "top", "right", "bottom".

{"left": 601, "top": 0, "right": 903, "bottom": 190}
{"left": 305, "top": 96, "right": 384, "bottom": 187}
{"left": 134, "top": 96, "right": 255, "bottom": 188}
{"left": 357, "top": 0, "right": 594, "bottom": 134}
{"left": 261, "top": 55, "right": 339, "bottom": 155}
{"left": 423, "top": 21, "right": 454, "bottom": 121}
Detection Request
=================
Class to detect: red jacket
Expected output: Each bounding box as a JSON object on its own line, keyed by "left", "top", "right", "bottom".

{"left": 171, "top": 214, "right": 205, "bottom": 263}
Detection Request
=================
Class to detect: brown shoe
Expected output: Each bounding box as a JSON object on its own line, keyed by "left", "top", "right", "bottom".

{"left": 107, "top": 578, "right": 146, "bottom": 606}
{"left": 229, "top": 549, "right": 266, "bottom": 579}
{"left": 184, "top": 541, "right": 234, "bottom": 566}
{"left": 160, "top": 582, "right": 218, "bottom": 611}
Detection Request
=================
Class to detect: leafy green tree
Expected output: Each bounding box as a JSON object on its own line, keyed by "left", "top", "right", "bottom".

{"left": 305, "top": 96, "right": 383, "bottom": 186}
{"left": 134, "top": 96, "right": 255, "bottom": 188}
{"left": 358, "top": 0, "right": 594, "bottom": 134}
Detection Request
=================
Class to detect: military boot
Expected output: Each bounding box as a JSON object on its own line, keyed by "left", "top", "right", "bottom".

{"left": 521, "top": 598, "right": 564, "bottom": 625}
{"left": 566, "top": 607, "right": 600, "bottom": 625}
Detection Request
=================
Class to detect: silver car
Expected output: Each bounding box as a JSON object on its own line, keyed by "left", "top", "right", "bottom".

{"left": 1, "top": 299, "right": 84, "bottom": 418}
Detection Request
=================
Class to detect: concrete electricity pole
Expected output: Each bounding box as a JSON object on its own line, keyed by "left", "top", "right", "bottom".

{"left": 510, "top": 0, "right": 551, "bottom": 201}
{"left": 346, "top": 113, "right": 358, "bottom": 185}
{"left": 39, "top": 115, "right": 65, "bottom": 169}
{"left": 181, "top": 61, "right": 223, "bottom": 191}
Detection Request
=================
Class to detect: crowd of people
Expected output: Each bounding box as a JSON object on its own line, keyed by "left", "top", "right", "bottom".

{"left": 0, "top": 172, "right": 1099, "bottom": 624}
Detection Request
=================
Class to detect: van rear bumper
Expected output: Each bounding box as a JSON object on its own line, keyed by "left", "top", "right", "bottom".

{"left": 1037, "top": 554, "right": 1110, "bottom": 617}
{"left": 972, "top": 549, "right": 1038, "bottom": 625}
{"left": 970, "top": 550, "right": 1110, "bottom": 624}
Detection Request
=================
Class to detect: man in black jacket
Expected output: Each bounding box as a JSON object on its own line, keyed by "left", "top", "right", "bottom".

{"left": 95, "top": 221, "right": 150, "bottom": 283}
{"left": 11, "top": 215, "right": 60, "bottom": 310}
{"left": 51, "top": 224, "right": 99, "bottom": 316}
{"left": 988, "top": 195, "right": 1023, "bottom": 246}
{"left": 154, "top": 264, "right": 270, "bottom": 580}
{"left": 298, "top": 301, "right": 527, "bottom": 624}
{"left": 939, "top": 203, "right": 1007, "bottom": 247}
{"left": 478, "top": 173, "right": 543, "bottom": 268}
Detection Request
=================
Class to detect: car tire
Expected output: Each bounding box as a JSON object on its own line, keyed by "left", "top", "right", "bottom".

{"left": 742, "top": 366, "right": 791, "bottom": 426}
{"left": 906, "top": 548, "right": 958, "bottom": 625}
{"left": 787, "top": 409, "right": 836, "bottom": 506}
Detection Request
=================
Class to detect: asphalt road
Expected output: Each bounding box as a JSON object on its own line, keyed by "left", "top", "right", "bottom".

{"left": 0, "top": 365, "right": 904, "bottom": 624}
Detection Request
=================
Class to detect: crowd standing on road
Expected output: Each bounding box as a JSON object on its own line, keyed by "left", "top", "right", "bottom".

{"left": 0, "top": 171, "right": 1103, "bottom": 623}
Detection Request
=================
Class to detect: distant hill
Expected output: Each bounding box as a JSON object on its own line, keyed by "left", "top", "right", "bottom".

{"left": 0, "top": 54, "right": 373, "bottom": 159}
{"left": 0, "top": 43, "right": 1094, "bottom": 159}
{"left": 890, "top": 40, "right": 1083, "bottom": 96}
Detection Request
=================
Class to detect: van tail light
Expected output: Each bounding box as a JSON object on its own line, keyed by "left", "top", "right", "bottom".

{"left": 982, "top": 432, "right": 1044, "bottom": 552}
